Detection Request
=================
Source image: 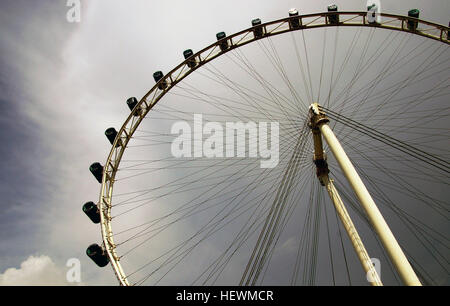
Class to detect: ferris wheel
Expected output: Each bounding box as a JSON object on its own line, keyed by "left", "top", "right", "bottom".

{"left": 83, "top": 6, "right": 450, "bottom": 286}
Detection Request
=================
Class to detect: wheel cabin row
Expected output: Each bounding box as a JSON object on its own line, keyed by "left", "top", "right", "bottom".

{"left": 83, "top": 4, "right": 446, "bottom": 268}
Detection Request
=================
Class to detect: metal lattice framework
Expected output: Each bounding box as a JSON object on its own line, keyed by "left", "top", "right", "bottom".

{"left": 96, "top": 11, "right": 450, "bottom": 285}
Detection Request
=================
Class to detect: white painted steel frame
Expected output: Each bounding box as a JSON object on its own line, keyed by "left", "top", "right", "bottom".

{"left": 322, "top": 175, "right": 383, "bottom": 286}
{"left": 319, "top": 123, "right": 422, "bottom": 286}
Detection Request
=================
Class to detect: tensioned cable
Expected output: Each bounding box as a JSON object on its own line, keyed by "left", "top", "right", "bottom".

{"left": 240, "top": 123, "right": 309, "bottom": 285}
{"left": 320, "top": 106, "right": 450, "bottom": 175}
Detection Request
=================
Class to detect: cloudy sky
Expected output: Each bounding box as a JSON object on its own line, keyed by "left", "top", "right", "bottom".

{"left": 0, "top": 0, "right": 448, "bottom": 286}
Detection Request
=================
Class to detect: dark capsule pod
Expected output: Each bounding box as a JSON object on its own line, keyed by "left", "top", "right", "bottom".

{"left": 82, "top": 201, "right": 100, "bottom": 224}
{"left": 183, "top": 49, "right": 197, "bottom": 68}
{"left": 89, "top": 162, "right": 103, "bottom": 183}
{"left": 105, "top": 127, "right": 117, "bottom": 146}
{"left": 407, "top": 9, "right": 419, "bottom": 31}
{"left": 288, "top": 8, "right": 301, "bottom": 29}
{"left": 86, "top": 244, "right": 109, "bottom": 267}
{"left": 105, "top": 127, "right": 121, "bottom": 147}
{"left": 252, "top": 18, "right": 263, "bottom": 38}
{"left": 126, "top": 97, "right": 141, "bottom": 117}
{"left": 216, "top": 32, "right": 229, "bottom": 51}
{"left": 126, "top": 97, "right": 138, "bottom": 111}
{"left": 327, "top": 4, "right": 339, "bottom": 25}
{"left": 153, "top": 71, "right": 168, "bottom": 90}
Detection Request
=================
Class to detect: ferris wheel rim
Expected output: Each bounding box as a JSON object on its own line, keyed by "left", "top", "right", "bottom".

{"left": 96, "top": 10, "right": 450, "bottom": 286}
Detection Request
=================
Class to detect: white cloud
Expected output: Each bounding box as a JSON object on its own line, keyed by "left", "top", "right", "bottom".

{"left": 0, "top": 255, "right": 72, "bottom": 286}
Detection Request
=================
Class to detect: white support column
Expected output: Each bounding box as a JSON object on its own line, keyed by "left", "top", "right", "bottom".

{"left": 322, "top": 175, "right": 382, "bottom": 286}
{"left": 319, "top": 123, "right": 421, "bottom": 286}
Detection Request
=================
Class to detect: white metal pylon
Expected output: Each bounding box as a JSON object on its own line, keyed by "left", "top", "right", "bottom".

{"left": 322, "top": 175, "right": 383, "bottom": 285}
{"left": 308, "top": 103, "right": 421, "bottom": 286}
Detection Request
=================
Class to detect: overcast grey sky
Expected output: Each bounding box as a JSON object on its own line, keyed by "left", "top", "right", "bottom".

{"left": 0, "top": 0, "right": 448, "bottom": 285}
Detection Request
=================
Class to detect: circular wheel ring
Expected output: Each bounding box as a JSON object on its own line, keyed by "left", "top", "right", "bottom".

{"left": 97, "top": 11, "right": 449, "bottom": 285}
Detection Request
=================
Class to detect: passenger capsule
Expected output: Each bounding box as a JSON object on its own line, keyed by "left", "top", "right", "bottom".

{"left": 183, "top": 49, "right": 197, "bottom": 68}
{"left": 82, "top": 201, "right": 100, "bottom": 224}
{"left": 216, "top": 32, "right": 229, "bottom": 51}
{"left": 288, "top": 8, "right": 301, "bottom": 29}
{"left": 126, "top": 97, "right": 141, "bottom": 117}
{"left": 407, "top": 9, "right": 419, "bottom": 31}
{"left": 251, "top": 18, "right": 263, "bottom": 38}
{"left": 105, "top": 127, "right": 121, "bottom": 147}
{"left": 89, "top": 162, "right": 103, "bottom": 183}
{"left": 153, "top": 71, "right": 168, "bottom": 90}
{"left": 86, "top": 244, "right": 109, "bottom": 267}
{"left": 105, "top": 127, "right": 123, "bottom": 147}
{"left": 327, "top": 4, "right": 339, "bottom": 25}
{"left": 126, "top": 97, "right": 138, "bottom": 111}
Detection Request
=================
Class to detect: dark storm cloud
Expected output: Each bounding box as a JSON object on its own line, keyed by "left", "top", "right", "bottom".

{"left": 0, "top": 95, "right": 44, "bottom": 267}
{"left": 0, "top": 0, "right": 77, "bottom": 270}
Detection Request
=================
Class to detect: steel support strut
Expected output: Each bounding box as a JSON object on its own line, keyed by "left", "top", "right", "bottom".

{"left": 308, "top": 103, "right": 421, "bottom": 286}
{"left": 322, "top": 175, "right": 382, "bottom": 286}
{"left": 308, "top": 104, "right": 382, "bottom": 286}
